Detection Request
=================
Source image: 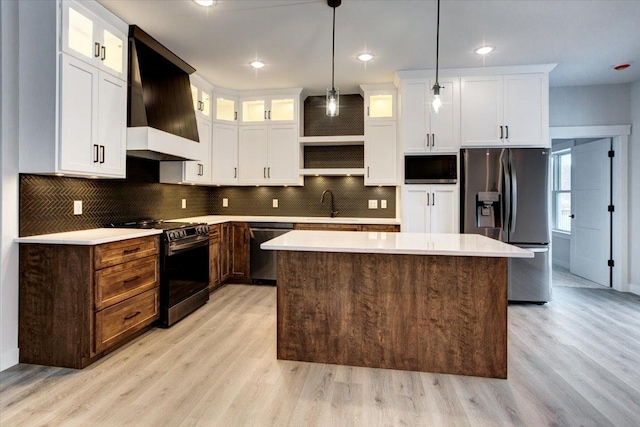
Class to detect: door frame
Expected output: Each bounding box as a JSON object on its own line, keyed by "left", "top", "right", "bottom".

{"left": 550, "top": 125, "right": 630, "bottom": 292}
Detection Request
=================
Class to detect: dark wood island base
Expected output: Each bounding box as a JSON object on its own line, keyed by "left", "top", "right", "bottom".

{"left": 276, "top": 251, "right": 508, "bottom": 379}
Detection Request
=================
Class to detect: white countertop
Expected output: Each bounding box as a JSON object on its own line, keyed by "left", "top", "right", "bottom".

{"left": 14, "top": 228, "right": 162, "bottom": 245}
{"left": 261, "top": 231, "right": 534, "bottom": 258}
{"left": 168, "top": 215, "right": 400, "bottom": 226}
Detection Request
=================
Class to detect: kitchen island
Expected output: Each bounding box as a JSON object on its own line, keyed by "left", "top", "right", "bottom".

{"left": 261, "top": 231, "right": 533, "bottom": 379}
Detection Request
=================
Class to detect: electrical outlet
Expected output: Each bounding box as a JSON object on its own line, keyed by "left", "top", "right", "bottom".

{"left": 73, "top": 200, "right": 82, "bottom": 215}
{"left": 272, "top": 199, "right": 279, "bottom": 208}
{"left": 381, "top": 199, "right": 387, "bottom": 209}
{"left": 368, "top": 200, "right": 378, "bottom": 209}
{"left": 222, "top": 198, "right": 229, "bottom": 207}
{"left": 181, "top": 199, "right": 187, "bottom": 209}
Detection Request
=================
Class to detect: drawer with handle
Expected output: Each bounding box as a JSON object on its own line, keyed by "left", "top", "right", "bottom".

{"left": 94, "top": 235, "right": 159, "bottom": 269}
{"left": 95, "top": 288, "right": 159, "bottom": 353}
{"left": 95, "top": 256, "right": 159, "bottom": 310}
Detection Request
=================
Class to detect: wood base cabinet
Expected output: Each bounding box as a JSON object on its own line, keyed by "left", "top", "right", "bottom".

{"left": 294, "top": 223, "right": 400, "bottom": 232}
{"left": 230, "top": 222, "right": 250, "bottom": 282}
{"left": 18, "top": 236, "right": 160, "bottom": 369}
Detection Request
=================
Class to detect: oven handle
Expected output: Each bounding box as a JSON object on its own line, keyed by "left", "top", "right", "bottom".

{"left": 166, "top": 237, "right": 209, "bottom": 256}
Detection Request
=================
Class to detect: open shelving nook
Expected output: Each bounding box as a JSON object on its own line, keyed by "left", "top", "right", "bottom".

{"left": 299, "top": 135, "right": 365, "bottom": 176}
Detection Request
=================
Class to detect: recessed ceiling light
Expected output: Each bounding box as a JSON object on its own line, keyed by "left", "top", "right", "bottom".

{"left": 357, "top": 53, "right": 374, "bottom": 62}
{"left": 250, "top": 61, "right": 266, "bottom": 69}
{"left": 194, "top": 0, "right": 216, "bottom": 6}
{"left": 474, "top": 46, "right": 495, "bottom": 55}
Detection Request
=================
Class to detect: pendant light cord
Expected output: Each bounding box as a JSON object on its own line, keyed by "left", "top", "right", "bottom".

{"left": 331, "top": 5, "right": 336, "bottom": 90}
{"left": 435, "top": 0, "right": 440, "bottom": 85}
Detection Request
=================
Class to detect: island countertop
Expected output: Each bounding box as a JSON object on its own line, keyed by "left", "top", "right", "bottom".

{"left": 261, "top": 230, "right": 534, "bottom": 258}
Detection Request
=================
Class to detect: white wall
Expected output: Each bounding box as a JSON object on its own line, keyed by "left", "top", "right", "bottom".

{"left": 550, "top": 84, "right": 632, "bottom": 127}
{"left": 630, "top": 81, "right": 640, "bottom": 295}
{"left": 0, "top": 0, "right": 20, "bottom": 371}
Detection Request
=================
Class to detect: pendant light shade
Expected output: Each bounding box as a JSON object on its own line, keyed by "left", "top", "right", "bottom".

{"left": 326, "top": 0, "right": 341, "bottom": 117}
{"left": 432, "top": 0, "right": 442, "bottom": 113}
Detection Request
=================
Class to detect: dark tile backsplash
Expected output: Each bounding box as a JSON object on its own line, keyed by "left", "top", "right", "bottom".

{"left": 210, "top": 176, "right": 395, "bottom": 218}
{"left": 303, "top": 94, "right": 364, "bottom": 136}
{"left": 303, "top": 145, "right": 364, "bottom": 169}
{"left": 20, "top": 157, "right": 210, "bottom": 236}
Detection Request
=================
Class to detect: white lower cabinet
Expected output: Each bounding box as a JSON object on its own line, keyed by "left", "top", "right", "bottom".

{"left": 238, "top": 124, "right": 299, "bottom": 185}
{"left": 401, "top": 185, "right": 459, "bottom": 233}
{"left": 159, "top": 117, "right": 212, "bottom": 184}
{"left": 211, "top": 122, "right": 239, "bottom": 184}
{"left": 365, "top": 121, "right": 398, "bottom": 185}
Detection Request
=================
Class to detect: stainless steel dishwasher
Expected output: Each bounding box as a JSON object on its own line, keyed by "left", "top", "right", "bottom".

{"left": 249, "top": 223, "right": 293, "bottom": 284}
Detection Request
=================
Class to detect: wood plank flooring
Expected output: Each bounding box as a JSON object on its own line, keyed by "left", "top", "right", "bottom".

{"left": 2, "top": 284, "right": 640, "bottom": 427}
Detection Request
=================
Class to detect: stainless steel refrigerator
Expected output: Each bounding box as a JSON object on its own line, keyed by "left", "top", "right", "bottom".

{"left": 461, "top": 148, "right": 551, "bottom": 303}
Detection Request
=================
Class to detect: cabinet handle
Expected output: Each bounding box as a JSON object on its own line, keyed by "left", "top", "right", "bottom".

{"left": 367, "top": 106, "right": 370, "bottom": 116}
{"left": 123, "top": 247, "right": 141, "bottom": 255}
{"left": 264, "top": 111, "right": 267, "bottom": 120}
{"left": 234, "top": 111, "right": 237, "bottom": 121}
{"left": 500, "top": 126, "right": 504, "bottom": 139}
{"left": 94, "top": 42, "right": 100, "bottom": 58}
{"left": 432, "top": 134, "right": 435, "bottom": 147}
{"left": 432, "top": 193, "right": 435, "bottom": 205}
{"left": 505, "top": 125, "right": 509, "bottom": 139}
{"left": 124, "top": 311, "right": 142, "bottom": 321}
{"left": 263, "top": 167, "right": 266, "bottom": 178}
{"left": 426, "top": 192, "right": 430, "bottom": 206}
{"left": 367, "top": 166, "right": 370, "bottom": 178}
{"left": 93, "top": 144, "right": 99, "bottom": 163}
{"left": 234, "top": 167, "right": 237, "bottom": 178}
{"left": 425, "top": 133, "right": 430, "bottom": 149}
{"left": 268, "top": 167, "right": 270, "bottom": 178}
{"left": 123, "top": 276, "right": 141, "bottom": 284}
{"left": 101, "top": 46, "right": 106, "bottom": 61}
{"left": 99, "top": 145, "right": 105, "bottom": 164}
{"left": 268, "top": 110, "right": 271, "bottom": 120}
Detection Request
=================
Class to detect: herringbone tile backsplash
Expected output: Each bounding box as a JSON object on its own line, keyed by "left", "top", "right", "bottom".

{"left": 20, "top": 157, "right": 210, "bottom": 236}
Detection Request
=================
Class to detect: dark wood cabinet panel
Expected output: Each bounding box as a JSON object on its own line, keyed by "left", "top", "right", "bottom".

{"left": 293, "top": 223, "right": 400, "bottom": 232}
{"left": 231, "top": 222, "right": 250, "bottom": 282}
{"left": 209, "top": 224, "right": 221, "bottom": 292}
{"left": 19, "top": 235, "right": 160, "bottom": 369}
{"left": 220, "top": 223, "right": 231, "bottom": 282}
{"left": 360, "top": 224, "right": 400, "bottom": 232}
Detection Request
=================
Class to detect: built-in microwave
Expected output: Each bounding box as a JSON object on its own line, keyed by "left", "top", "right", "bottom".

{"left": 404, "top": 154, "right": 457, "bottom": 184}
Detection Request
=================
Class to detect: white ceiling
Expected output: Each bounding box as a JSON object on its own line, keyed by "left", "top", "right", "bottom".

{"left": 98, "top": 0, "right": 640, "bottom": 95}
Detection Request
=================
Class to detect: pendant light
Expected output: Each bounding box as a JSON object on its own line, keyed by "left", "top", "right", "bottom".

{"left": 432, "top": 0, "right": 442, "bottom": 113}
{"left": 326, "top": 0, "right": 341, "bottom": 117}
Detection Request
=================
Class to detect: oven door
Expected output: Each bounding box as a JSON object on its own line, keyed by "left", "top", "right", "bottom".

{"left": 162, "top": 238, "right": 209, "bottom": 320}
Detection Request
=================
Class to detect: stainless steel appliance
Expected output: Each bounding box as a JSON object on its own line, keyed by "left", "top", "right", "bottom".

{"left": 249, "top": 223, "right": 293, "bottom": 284}
{"left": 115, "top": 220, "right": 210, "bottom": 325}
{"left": 404, "top": 154, "right": 457, "bottom": 184}
{"left": 460, "top": 148, "right": 551, "bottom": 303}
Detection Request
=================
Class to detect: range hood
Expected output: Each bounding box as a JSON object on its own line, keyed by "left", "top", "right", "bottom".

{"left": 126, "top": 25, "right": 200, "bottom": 161}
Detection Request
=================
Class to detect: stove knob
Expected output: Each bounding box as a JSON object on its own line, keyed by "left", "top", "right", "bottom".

{"left": 168, "top": 231, "right": 174, "bottom": 240}
{"left": 182, "top": 230, "right": 187, "bottom": 238}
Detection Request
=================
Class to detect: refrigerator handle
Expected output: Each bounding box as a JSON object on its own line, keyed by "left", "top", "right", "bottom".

{"left": 501, "top": 149, "right": 511, "bottom": 235}
{"left": 509, "top": 150, "right": 518, "bottom": 233}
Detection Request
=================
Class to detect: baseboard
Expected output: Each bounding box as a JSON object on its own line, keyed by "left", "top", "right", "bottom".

{"left": 630, "top": 283, "right": 640, "bottom": 296}
{"left": 1, "top": 348, "right": 19, "bottom": 371}
{"left": 552, "top": 260, "right": 570, "bottom": 270}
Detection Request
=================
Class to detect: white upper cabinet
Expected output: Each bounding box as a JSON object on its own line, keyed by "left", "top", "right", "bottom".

{"left": 364, "top": 89, "right": 396, "bottom": 121}
{"left": 211, "top": 122, "right": 239, "bottom": 184}
{"left": 461, "top": 73, "right": 548, "bottom": 147}
{"left": 365, "top": 121, "right": 397, "bottom": 185}
{"left": 61, "top": 0, "right": 127, "bottom": 81}
{"left": 401, "top": 185, "right": 459, "bottom": 233}
{"left": 213, "top": 93, "right": 238, "bottom": 124}
{"left": 401, "top": 78, "right": 460, "bottom": 154}
{"left": 190, "top": 75, "right": 212, "bottom": 121}
{"left": 239, "top": 95, "right": 298, "bottom": 125}
{"left": 19, "top": 0, "right": 128, "bottom": 178}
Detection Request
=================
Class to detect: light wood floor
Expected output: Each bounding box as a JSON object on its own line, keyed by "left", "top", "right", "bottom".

{"left": 2, "top": 284, "right": 640, "bottom": 427}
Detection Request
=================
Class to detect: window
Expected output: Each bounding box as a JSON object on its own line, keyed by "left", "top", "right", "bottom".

{"left": 552, "top": 150, "right": 571, "bottom": 232}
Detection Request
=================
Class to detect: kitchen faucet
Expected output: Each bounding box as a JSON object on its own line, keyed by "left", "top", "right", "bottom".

{"left": 321, "top": 190, "right": 339, "bottom": 218}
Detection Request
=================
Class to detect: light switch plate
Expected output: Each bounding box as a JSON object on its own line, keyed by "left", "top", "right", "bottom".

{"left": 272, "top": 199, "right": 279, "bottom": 208}
{"left": 381, "top": 199, "right": 387, "bottom": 209}
{"left": 368, "top": 200, "right": 378, "bottom": 209}
{"left": 222, "top": 198, "right": 229, "bottom": 207}
{"left": 73, "top": 200, "right": 82, "bottom": 215}
{"left": 181, "top": 199, "right": 187, "bottom": 209}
